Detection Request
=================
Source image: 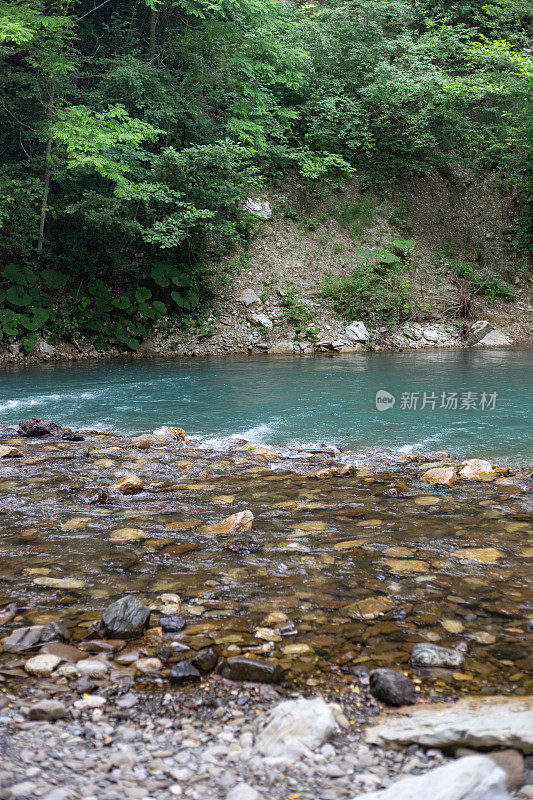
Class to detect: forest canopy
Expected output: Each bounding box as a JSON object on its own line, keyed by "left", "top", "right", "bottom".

{"left": 0, "top": 0, "right": 531, "bottom": 349}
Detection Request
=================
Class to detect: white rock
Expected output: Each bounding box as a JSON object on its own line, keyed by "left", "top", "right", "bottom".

{"left": 77, "top": 659, "right": 109, "bottom": 679}
{"left": 242, "top": 198, "right": 272, "bottom": 220}
{"left": 459, "top": 459, "right": 496, "bottom": 481}
{"left": 365, "top": 696, "right": 533, "bottom": 753}
{"left": 38, "top": 340, "right": 56, "bottom": 356}
{"left": 350, "top": 755, "right": 509, "bottom": 800}
{"left": 269, "top": 341, "right": 294, "bottom": 354}
{"left": 255, "top": 697, "right": 342, "bottom": 758}
{"left": 226, "top": 783, "right": 262, "bottom": 800}
{"left": 237, "top": 289, "right": 262, "bottom": 306}
{"left": 74, "top": 695, "right": 107, "bottom": 710}
{"left": 475, "top": 329, "right": 512, "bottom": 346}
{"left": 133, "top": 657, "right": 162, "bottom": 674}
{"left": 422, "top": 327, "right": 439, "bottom": 343}
{"left": 345, "top": 321, "right": 370, "bottom": 342}
{"left": 247, "top": 313, "right": 273, "bottom": 330}
{"left": 24, "top": 654, "right": 61, "bottom": 676}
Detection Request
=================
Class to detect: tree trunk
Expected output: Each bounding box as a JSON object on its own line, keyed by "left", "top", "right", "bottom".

{"left": 36, "top": 80, "right": 55, "bottom": 257}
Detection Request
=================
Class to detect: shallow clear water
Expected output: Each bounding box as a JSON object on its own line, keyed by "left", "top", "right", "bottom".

{"left": 0, "top": 350, "right": 531, "bottom": 695}
{"left": 1, "top": 349, "right": 532, "bottom": 461}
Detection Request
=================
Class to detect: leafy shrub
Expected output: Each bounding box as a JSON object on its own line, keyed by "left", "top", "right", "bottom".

{"left": 452, "top": 261, "right": 515, "bottom": 301}
{"left": 320, "top": 251, "right": 412, "bottom": 325}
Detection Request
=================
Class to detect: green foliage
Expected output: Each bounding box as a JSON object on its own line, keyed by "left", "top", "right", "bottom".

{"left": 0, "top": 0, "right": 530, "bottom": 350}
{"left": 280, "top": 282, "right": 314, "bottom": 337}
{"left": 452, "top": 261, "right": 515, "bottom": 301}
{"left": 320, "top": 251, "right": 412, "bottom": 325}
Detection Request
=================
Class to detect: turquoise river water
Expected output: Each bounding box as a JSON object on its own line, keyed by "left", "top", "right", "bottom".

{"left": 1, "top": 349, "right": 532, "bottom": 461}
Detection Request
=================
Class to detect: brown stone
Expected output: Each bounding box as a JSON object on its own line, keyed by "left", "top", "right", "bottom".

{"left": 346, "top": 596, "right": 395, "bottom": 620}
{"left": 40, "top": 642, "right": 87, "bottom": 662}
{"left": 110, "top": 474, "right": 143, "bottom": 494}
{"left": 421, "top": 466, "right": 457, "bottom": 487}
{"left": 202, "top": 510, "right": 253, "bottom": 536}
{"left": 0, "top": 445, "right": 23, "bottom": 458}
{"left": 459, "top": 459, "right": 496, "bottom": 481}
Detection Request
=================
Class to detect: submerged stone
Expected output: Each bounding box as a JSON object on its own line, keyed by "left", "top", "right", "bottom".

{"left": 369, "top": 668, "right": 417, "bottom": 707}
{"left": 33, "top": 576, "right": 84, "bottom": 590}
{"left": 2, "top": 625, "right": 43, "bottom": 653}
{"left": 411, "top": 643, "right": 464, "bottom": 669}
{"left": 222, "top": 656, "right": 285, "bottom": 683}
{"left": 347, "top": 596, "right": 395, "bottom": 620}
{"left": 101, "top": 596, "right": 151, "bottom": 639}
{"left": 110, "top": 474, "right": 143, "bottom": 494}
{"left": 169, "top": 661, "right": 201, "bottom": 684}
{"left": 0, "top": 445, "right": 23, "bottom": 458}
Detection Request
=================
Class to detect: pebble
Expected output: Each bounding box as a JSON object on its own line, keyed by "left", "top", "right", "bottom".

{"left": 27, "top": 699, "right": 67, "bottom": 721}
{"left": 24, "top": 654, "right": 61, "bottom": 676}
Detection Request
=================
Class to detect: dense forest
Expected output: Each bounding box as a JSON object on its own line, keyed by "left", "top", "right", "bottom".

{"left": 0, "top": 0, "right": 531, "bottom": 351}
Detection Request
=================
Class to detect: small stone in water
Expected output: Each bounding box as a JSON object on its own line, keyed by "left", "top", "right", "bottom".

{"left": 222, "top": 656, "right": 285, "bottom": 683}
{"left": 133, "top": 657, "right": 162, "bottom": 674}
{"left": 169, "top": 661, "right": 201, "bottom": 684}
{"left": 369, "top": 669, "right": 417, "bottom": 707}
{"left": 101, "top": 595, "right": 151, "bottom": 639}
{"left": 347, "top": 596, "right": 395, "bottom": 620}
{"left": 160, "top": 614, "right": 186, "bottom": 632}
{"left": 411, "top": 643, "right": 464, "bottom": 669}
{"left": 33, "top": 576, "right": 84, "bottom": 590}
{"left": 40, "top": 621, "right": 69, "bottom": 643}
{"left": 24, "top": 654, "right": 61, "bottom": 676}
{"left": 110, "top": 474, "right": 143, "bottom": 494}
{"left": 3, "top": 625, "right": 43, "bottom": 653}
{"left": 0, "top": 445, "right": 23, "bottom": 457}
{"left": 192, "top": 648, "right": 218, "bottom": 673}
{"left": 452, "top": 547, "right": 502, "bottom": 564}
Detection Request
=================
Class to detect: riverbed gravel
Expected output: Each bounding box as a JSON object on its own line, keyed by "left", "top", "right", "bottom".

{"left": 0, "top": 680, "right": 454, "bottom": 800}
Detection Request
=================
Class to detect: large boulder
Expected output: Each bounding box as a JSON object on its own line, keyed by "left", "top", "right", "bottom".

{"left": 345, "top": 321, "right": 370, "bottom": 343}
{"left": 467, "top": 321, "right": 512, "bottom": 347}
{"left": 241, "top": 198, "right": 272, "bottom": 220}
{"left": 421, "top": 466, "right": 457, "bottom": 487}
{"left": 365, "top": 696, "right": 533, "bottom": 753}
{"left": 255, "top": 696, "right": 344, "bottom": 758}
{"left": 459, "top": 459, "right": 496, "bottom": 482}
{"left": 351, "top": 755, "right": 510, "bottom": 800}
{"left": 101, "top": 596, "right": 151, "bottom": 639}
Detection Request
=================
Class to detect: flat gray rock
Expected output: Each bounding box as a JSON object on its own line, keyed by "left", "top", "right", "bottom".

{"left": 351, "top": 755, "right": 509, "bottom": 800}
{"left": 366, "top": 697, "right": 533, "bottom": 753}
